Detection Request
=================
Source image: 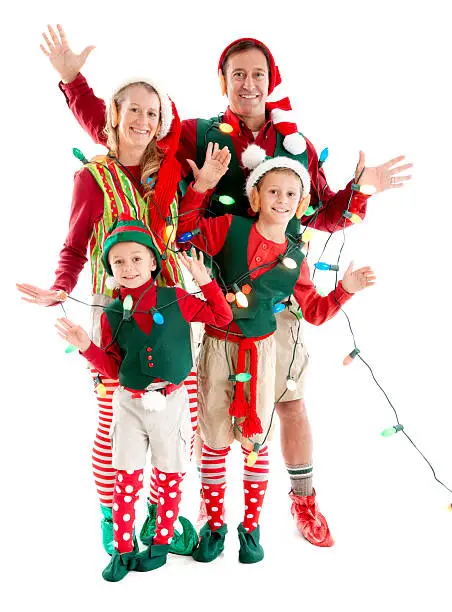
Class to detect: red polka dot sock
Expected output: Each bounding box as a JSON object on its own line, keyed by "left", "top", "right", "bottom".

{"left": 153, "top": 469, "right": 185, "bottom": 545}
{"left": 242, "top": 445, "right": 269, "bottom": 532}
{"left": 112, "top": 469, "right": 144, "bottom": 553}
{"left": 200, "top": 444, "right": 230, "bottom": 531}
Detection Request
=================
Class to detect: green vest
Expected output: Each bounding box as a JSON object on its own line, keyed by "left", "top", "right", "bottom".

{"left": 87, "top": 157, "right": 182, "bottom": 297}
{"left": 180, "top": 116, "right": 309, "bottom": 236}
{"left": 104, "top": 287, "right": 192, "bottom": 388}
{"left": 214, "top": 217, "right": 305, "bottom": 338}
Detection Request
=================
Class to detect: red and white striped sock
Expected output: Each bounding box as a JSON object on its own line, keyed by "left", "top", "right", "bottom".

{"left": 184, "top": 369, "right": 198, "bottom": 458}
{"left": 90, "top": 369, "right": 118, "bottom": 507}
{"left": 153, "top": 468, "right": 185, "bottom": 545}
{"left": 149, "top": 467, "right": 159, "bottom": 505}
{"left": 242, "top": 445, "right": 269, "bottom": 532}
{"left": 200, "top": 444, "right": 230, "bottom": 531}
{"left": 113, "top": 469, "right": 144, "bottom": 553}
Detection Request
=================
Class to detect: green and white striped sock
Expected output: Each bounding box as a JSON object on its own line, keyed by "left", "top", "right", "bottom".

{"left": 286, "top": 463, "right": 313, "bottom": 497}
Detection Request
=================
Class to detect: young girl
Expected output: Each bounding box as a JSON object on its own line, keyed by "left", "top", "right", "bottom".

{"left": 177, "top": 147, "right": 376, "bottom": 563}
{"left": 54, "top": 215, "right": 232, "bottom": 580}
{"left": 16, "top": 67, "right": 230, "bottom": 554}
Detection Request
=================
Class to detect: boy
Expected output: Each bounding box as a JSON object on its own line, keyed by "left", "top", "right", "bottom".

{"left": 177, "top": 147, "right": 376, "bottom": 563}
{"left": 56, "top": 214, "right": 232, "bottom": 581}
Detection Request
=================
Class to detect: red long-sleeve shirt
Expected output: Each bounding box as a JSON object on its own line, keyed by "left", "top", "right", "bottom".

{"left": 82, "top": 277, "right": 233, "bottom": 379}
{"left": 50, "top": 163, "right": 205, "bottom": 294}
{"left": 58, "top": 74, "right": 369, "bottom": 234}
{"left": 177, "top": 211, "right": 352, "bottom": 331}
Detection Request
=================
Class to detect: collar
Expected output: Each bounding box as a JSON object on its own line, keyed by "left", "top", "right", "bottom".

{"left": 252, "top": 221, "right": 288, "bottom": 247}
{"left": 223, "top": 107, "right": 273, "bottom": 138}
{"left": 119, "top": 276, "right": 156, "bottom": 302}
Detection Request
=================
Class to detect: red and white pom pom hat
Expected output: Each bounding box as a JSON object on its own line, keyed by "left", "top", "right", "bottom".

{"left": 242, "top": 144, "right": 311, "bottom": 198}
{"left": 218, "top": 38, "right": 306, "bottom": 155}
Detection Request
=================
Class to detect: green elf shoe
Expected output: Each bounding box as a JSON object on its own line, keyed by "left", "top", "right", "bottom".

{"left": 102, "top": 538, "right": 140, "bottom": 582}
{"left": 100, "top": 505, "right": 115, "bottom": 556}
{"left": 139, "top": 501, "right": 158, "bottom": 544}
{"left": 135, "top": 542, "right": 170, "bottom": 573}
{"left": 237, "top": 523, "right": 264, "bottom": 564}
{"left": 167, "top": 516, "right": 199, "bottom": 556}
{"left": 140, "top": 502, "right": 198, "bottom": 556}
{"left": 192, "top": 523, "right": 228, "bottom": 563}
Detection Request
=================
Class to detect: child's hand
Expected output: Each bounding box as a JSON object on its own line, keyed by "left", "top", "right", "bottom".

{"left": 16, "top": 283, "right": 67, "bottom": 306}
{"left": 341, "top": 261, "right": 376, "bottom": 293}
{"left": 188, "top": 142, "right": 231, "bottom": 193}
{"left": 55, "top": 317, "right": 91, "bottom": 352}
{"left": 178, "top": 248, "right": 212, "bottom": 286}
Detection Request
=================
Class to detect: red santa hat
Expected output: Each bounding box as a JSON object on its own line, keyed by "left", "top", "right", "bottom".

{"left": 218, "top": 38, "right": 306, "bottom": 155}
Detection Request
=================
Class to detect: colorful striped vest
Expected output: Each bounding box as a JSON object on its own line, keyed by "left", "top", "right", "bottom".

{"left": 86, "top": 157, "right": 183, "bottom": 297}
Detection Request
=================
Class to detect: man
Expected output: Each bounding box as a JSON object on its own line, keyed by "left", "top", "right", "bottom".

{"left": 41, "top": 25, "right": 412, "bottom": 547}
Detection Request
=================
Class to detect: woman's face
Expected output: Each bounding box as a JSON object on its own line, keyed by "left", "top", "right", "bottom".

{"left": 117, "top": 85, "right": 161, "bottom": 157}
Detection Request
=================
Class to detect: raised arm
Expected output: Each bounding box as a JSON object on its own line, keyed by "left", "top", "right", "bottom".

{"left": 303, "top": 139, "right": 412, "bottom": 233}
{"left": 41, "top": 24, "right": 107, "bottom": 145}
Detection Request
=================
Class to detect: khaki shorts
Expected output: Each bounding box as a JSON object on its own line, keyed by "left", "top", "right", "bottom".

{"left": 197, "top": 334, "right": 276, "bottom": 449}
{"left": 110, "top": 384, "right": 192, "bottom": 472}
{"left": 274, "top": 302, "right": 310, "bottom": 402}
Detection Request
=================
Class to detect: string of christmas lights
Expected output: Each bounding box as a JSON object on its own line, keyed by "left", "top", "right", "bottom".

{"left": 66, "top": 146, "right": 452, "bottom": 504}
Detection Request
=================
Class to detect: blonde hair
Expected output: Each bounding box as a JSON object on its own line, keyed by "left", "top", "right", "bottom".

{"left": 104, "top": 82, "right": 164, "bottom": 199}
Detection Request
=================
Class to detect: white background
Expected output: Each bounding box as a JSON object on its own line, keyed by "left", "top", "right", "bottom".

{"left": 3, "top": 0, "right": 452, "bottom": 610}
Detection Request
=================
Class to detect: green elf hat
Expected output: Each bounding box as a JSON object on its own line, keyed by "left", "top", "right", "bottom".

{"left": 102, "top": 214, "right": 162, "bottom": 277}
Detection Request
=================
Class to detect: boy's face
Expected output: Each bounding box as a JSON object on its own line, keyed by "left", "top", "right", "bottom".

{"left": 108, "top": 242, "right": 157, "bottom": 289}
{"left": 257, "top": 170, "right": 302, "bottom": 227}
{"left": 224, "top": 48, "right": 269, "bottom": 120}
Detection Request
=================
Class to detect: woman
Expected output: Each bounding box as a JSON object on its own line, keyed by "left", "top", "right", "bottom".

{"left": 17, "top": 65, "right": 230, "bottom": 555}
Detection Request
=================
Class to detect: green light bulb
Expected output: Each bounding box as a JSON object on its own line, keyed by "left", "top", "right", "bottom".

{"left": 304, "top": 205, "right": 316, "bottom": 216}
{"left": 236, "top": 373, "right": 252, "bottom": 382}
{"left": 381, "top": 427, "right": 396, "bottom": 437}
{"left": 381, "top": 424, "right": 404, "bottom": 437}
{"left": 72, "top": 148, "right": 88, "bottom": 164}
{"left": 65, "top": 344, "right": 77, "bottom": 354}
{"left": 218, "top": 195, "right": 235, "bottom": 205}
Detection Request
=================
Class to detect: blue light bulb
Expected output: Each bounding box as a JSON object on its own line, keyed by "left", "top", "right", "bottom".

{"left": 314, "top": 262, "right": 339, "bottom": 271}
{"left": 178, "top": 231, "right": 193, "bottom": 243}
{"left": 153, "top": 311, "right": 164, "bottom": 325}
{"left": 273, "top": 303, "right": 285, "bottom": 314}
{"left": 319, "top": 147, "right": 329, "bottom": 164}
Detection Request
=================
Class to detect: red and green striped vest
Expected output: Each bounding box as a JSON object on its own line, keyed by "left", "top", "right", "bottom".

{"left": 86, "top": 157, "right": 183, "bottom": 297}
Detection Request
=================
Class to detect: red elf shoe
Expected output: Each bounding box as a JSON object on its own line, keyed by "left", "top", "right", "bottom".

{"left": 289, "top": 488, "right": 334, "bottom": 547}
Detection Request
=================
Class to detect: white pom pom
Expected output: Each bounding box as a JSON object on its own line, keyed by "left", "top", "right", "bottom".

{"left": 282, "top": 133, "right": 306, "bottom": 155}
{"left": 242, "top": 144, "right": 267, "bottom": 170}
{"left": 105, "top": 276, "right": 118, "bottom": 291}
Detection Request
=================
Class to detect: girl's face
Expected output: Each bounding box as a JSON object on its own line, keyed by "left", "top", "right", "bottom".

{"left": 109, "top": 242, "right": 157, "bottom": 289}
{"left": 117, "top": 85, "right": 161, "bottom": 157}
